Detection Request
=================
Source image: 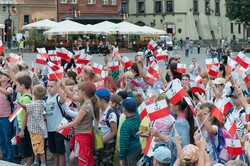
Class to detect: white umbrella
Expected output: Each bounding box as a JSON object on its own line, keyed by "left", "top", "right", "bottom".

{"left": 92, "top": 21, "right": 117, "bottom": 29}
{"left": 109, "top": 21, "right": 146, "bottom": 34}
{"left": 22, "top": 19, "right": 59, "bottom": 30}
{"left": 0, "top": 24, "right": 4, "bottom": 29}
{"left": 141, "top": 26, "right": 167, "bottom": 34}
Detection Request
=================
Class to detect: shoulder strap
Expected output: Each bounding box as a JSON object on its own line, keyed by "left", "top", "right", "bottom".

{"left": 23, "top": 94, "right": 32, "bottom": 101}
{"left": 56, "top": 95, "right": 64, "bottom": 117}
{"left": 209, "top": 134, "right": 219, "bottom": 161}
{"left": 5, "top": 86, "right": 13, "bottom": 103}
{"left": 106, "top": 108, "right": 115, "bottom": 128}
{"left": 239, "top": 109, "right": 245, "bottom": 117}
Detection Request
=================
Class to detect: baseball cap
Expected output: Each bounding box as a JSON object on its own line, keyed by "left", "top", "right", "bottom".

{"left": 181, "top": 144, "right": 199, "bottom": 163}
{"left": 117, "top": 91, "right": 128, "bottom": 100}
{"left": 153, "top": 146, "right": 171, "bottom": 164}
{"left": 96, "top": 89, "right": 110, "bottom": 102}
{"left": 122, "top": 98, "right": 137, "bottom": 113}
{"left": 213, "top": 78, "right": 226, "bottom": 85}
{"left": 0, "top": 69, "right": 10, "bottom": 77}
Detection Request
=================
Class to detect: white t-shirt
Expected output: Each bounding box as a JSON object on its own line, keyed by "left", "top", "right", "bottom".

{"left": 189, "top": 64, "right": 199, "bottom": 81}
{"left": 45, "top": 94, "right": 67, "bottom": 132}
{"left": 98, "top": 105, "right": 118, "bottom": 143}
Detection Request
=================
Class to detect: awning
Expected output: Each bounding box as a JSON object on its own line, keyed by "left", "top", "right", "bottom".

{"left": 63, "top": 15, "right": 123, "bottom": 24}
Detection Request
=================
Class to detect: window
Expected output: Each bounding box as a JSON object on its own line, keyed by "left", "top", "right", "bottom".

{"left": 231, "top": 23, "right": 234, "bottom": 34}
{"left": 60, "top": 0, "right": 66, "bottom": 3}
{"left": 71, "top": 0, "right": 77, "bottom": 3}
{"left": 155, "top": 1, "right": 162, "bottom": 13}
{"left": 138, "top": 1, "right": 145, "bottom": 14}
{"left": 24, "top": 15, "right": 30, "bottom": 25}
{"left": 205, "top": 0, "right": 210, "bottom": 15}
{"left": 111, "top": 0, "right": 117, "bottom": 5}
{"left": 87, "top": 0, "right": 96, "bottom": 4}
{"left": 215, "top": 0, "right": 220, "bottom": 15}
{"left": 193, "top": 0, "right": 198, "bottom": 14}
{"left": 103, "top": 0, "right": 108, "bottom": 5}
{"left": 166, "top": 0, "right": 173, "bottom": 13}
{"left": 122, "top": 2, "right": 128, "bottom": 13}
{"left": 238, "top": 24, "right": 241, "bottom": 34}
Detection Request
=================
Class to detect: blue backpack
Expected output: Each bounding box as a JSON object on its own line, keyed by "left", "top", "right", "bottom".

{"left": 6, "top": 86, "right": 18, "bottom": 113}
{"left": 106, "top": 108, "right": 119, "bottom": 129}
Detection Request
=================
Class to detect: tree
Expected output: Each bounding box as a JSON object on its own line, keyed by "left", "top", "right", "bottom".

{"left": 225, "top": 0, "right": 250, "bottom": 25}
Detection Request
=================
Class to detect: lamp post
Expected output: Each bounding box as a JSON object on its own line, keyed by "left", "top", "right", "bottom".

{"left": 2, "top": 3, "right": 16, "bottom": 49}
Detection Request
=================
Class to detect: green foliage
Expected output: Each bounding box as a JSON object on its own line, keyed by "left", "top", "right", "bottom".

{"left": 225, "top": 0, "right": 250, "bottom": 24}
{"left": 106, "top": 35, "right": 116, "bottom": 44}
{"left": 26, "top": 29, "right": 46, "bottom": 48}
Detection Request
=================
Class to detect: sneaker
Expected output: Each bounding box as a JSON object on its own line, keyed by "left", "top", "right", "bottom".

{"left": 31, "top": 163, "right": 39, "bottom": 166}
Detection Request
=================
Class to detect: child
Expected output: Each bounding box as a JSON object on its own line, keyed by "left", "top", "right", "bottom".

{"left": 16, "top": 75, "right": 33, "bottom": 166}
{"left": 17, "top": 84, "right": 47, "bottom": 166}
{"left": 153, "top": 146, "right": 171, "bottom": 166}
{"left": 119, "top": 98, "right": 141, "bottom": 166}
{"left": 45, "top": 80, "right": 67, "bottom": 166}
{"left": 110, "top": 93, "right": 122, "bottom": 116}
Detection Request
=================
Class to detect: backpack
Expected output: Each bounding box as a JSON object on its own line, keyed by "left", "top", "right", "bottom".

{"left": 106, "top": 108, "right": 119, "bottom": 129}
{"left": 6, "top": 86, "right": 17, "bottom": 112}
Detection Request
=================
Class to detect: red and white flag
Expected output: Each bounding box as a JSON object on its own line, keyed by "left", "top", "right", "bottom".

{"left": 37, "top": 48, "right": 48, "bottom": 58}
{"left": 101, "top": 70, "right": 108, "bottom": 81}
{"left": 235, "top": 52, "right": 249, "bottom": 69}
{"left": 222, "top": 98, "right": 233, "bottom": 115}
{"left": 121, "top": 56, "right": 132, "bottom": 68}
{"left": 206, "top": 58, "right": 219, "bottom": 70}
{"left": 234, "top": 65, "right": 248, "bottom": 75}
{"left": 225, "top": 139, "right": 243, "bottom": 155}
{"left": 130, "top": 79, "right": 141, "bottom": 88}
{"left": 108, "top": 61, "right": 119, "bottom": 71}
{"left": 112, "top": 46, "right": 119, "bottom": 56}
{"left": 49, "top": 55, "right": 61, "bottom": 66}
{"left": 149, "top": 56, "right": 157, "bottom": 65}
{"left": 8, "top": 107, "right": 22, "bottom": 122}
{"left": 145, "top": 73, "right": 156, "bottom": 86}
{"left": 36, "top": 54, "right": 47, "bottom": 65}
{"left": 224, "top": 115, "right": 237, "bottom": 137}
{"left": 56, "top": 47, "right": 72, "bottom": 63}
{"left": 146, "top": 99, "right": 170, "bottom": 121}
{"left": 7, "top": 53, "right": 22, "bottom": 63}
{"left": 227, "top": 57, "right": 237, "bottom": 72}
{"left": 47, "top": 61, "right": 60, "bottom": 71}
{"left": 92, "top": 63, "right": 103, "bottom": 74}
{"left": 138, "top": 101, "right": 147, "bottom": 120}
{"left": 177, "top": 63, "right": 186, "bottom": 74}
{"left": 148, "top": 62, "right": 159, "bottom": 78}
{"left": 144, "top": 136, "right": 156, "bottom": 157}
{"left": 153, "top": 48, "right": 162, "bottom": 57}
{"left": 190, "top": 81, "right": 206, "bottom": 94}
{"left": 156, "top": 50, "right": 167, "bottom": 61}
{"left": 184, "top": 96, "right": 196, "bottom": 116}
{"left": 242, "top": 73, "right": 250, "bottom": 84}
{"left": 208, "top": 64, "right": 219, "bottom": 77}
{"left": 195, "top": 75, "right": 202, "bottom": 84}
{"left": 94, "top": 80, "right": 105, "bottom": 90}
{"left": 48, "top": 67, "right": 63, "bottom": 80}
{"left": 76, "top": 64, "right": 82, "bottom": 74}
{"left": 165, "top": 79, "right": 187, "bottom": 105}
{"left": 0, "top": 39, "right": 4, "bottom": 54}
{"left": 74, "top": 49, "right": 85, "bottom": 61}
{"left": 48, "top": 50, "right": 57, "bottom": 57}
{"left": 76, "top": 54, "right": 92, "bottom": 65}
{"left": 147, "top": 40, "right": 157, "bottom": 50}
{"left": 211, "top": 99, "right": 224, "bottom": 122}
{"left": 58, "top": 118, "right": 71, "bottom": 137}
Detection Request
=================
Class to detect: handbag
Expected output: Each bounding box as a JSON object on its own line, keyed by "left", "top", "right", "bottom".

{"left": 91, "top": 108, "right": 104, "bottom": 150}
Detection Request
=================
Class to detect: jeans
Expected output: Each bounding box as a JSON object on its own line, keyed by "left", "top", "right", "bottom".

{"left": 0, "top": 117, "right": 14, "bottom": 162}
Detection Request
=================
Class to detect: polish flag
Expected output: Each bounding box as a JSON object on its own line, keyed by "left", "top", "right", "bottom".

{"left": 165, "top": 79, "right": 187, "bottom": 105}
{"left": 48, "top": 50, "right": 57, "bottom": 57}
{"left": 156, "top": 50, "right": 167, "bottom": 61}
{"left": 49, "top": 55, "right": 61, "bottom": 66}
{"left": 145, "top": 72, "right": 156, "bottom": 86}
{"left": 121, "top": 56, "right": 133, "bottom": 68}
{"left": 94, "top": 80, "right": 105, "bottom": 90}
{"left": 149, "top": 56, "right": 157, "bottom": 65}
{"left": 177, "top": 63, "right": 186, "bottom": 74}
{"left": 144, "top": 136, "right": 156, "bottom": 157}
{"left": 7, "top": 53, "right": 22, "bottom": 63}
{"left": 222, "top": 98, "right": 233, "bottom": 115}
{"left": 227, "top": 57, "right": 237, "bottom": 72}
{"left": 184, "top": 96, "right": 196, "bottom": 116}
{"left": 138, "top": 101, "right": 147, "bottom": 120}
{"left": 101, "top": 70, "right": 108, "bottom": 81}
{"left": 206, "top": 58, "right": 219, "bottom": 70}
{"left": 242, "top": 73, "right": 250, "bottom": 84}
{"left": 130, "top": 79, "right": 141, "bottom": 88}
{"left": 208, "top": 64, "right": 219, "bottom": 77}
{"left": 48, "top": 67, "right": 64, "bottom": 80}
{"left": 146, "top": 99, "right": 170, "bottom": 121}
{"left": 113, "top": 46, "right": 119, "bottom": 56}
{"left": 211, "top": 99, "right": 224, "bottom": 122}
{"left": 190, "top": 81, "right": 206, "bottom": 94}
{"left": 47, "top": 61, "right": 60, "bottom": 71}
{"left": 36, "top": 54, "right": 47, "bottom": 65}
{"left": 76, "top": 54, "right": 93, "bottom": 65}
{"left": 195, "top": 75, "right": 202, "bottom": 84}
{"left": 76, "top": 64, "right": 82, "bottom": 75}
{"left": 224, "top": 115, "right": 237, "bottom": 137}
{"left": 0, "top": 40, "right": 4, "bottom": 54}
{"left": 8, "top": 107, "right": 22, "bottom": 122}
{"left": 56, "top": 48, "right": 72, "bottom": 63}
{"left": 147, "top": 40, "right": 157, "bottom": 50}
{"left": 37, "top": 48, "right": 48, "bottom": 58}
{"left": 148, "top": 62, "right": 159, "bottom": 78}
{"left": 74, "top": 49, "right": 85, "bottom": 61}
{"left": 108, "top": 61, "right": 119, "bottom": 71}
{"left": 235, "top": 52, "right": 249, "bottom": 69}
{"left": 92, "top": 63, "right": 103, "bottom": 74}
{"left": 225, "top": 139, "right": 243, "bottom": 155}
{"left": 234, "top": 65, "right": 248, "bottom": 75}
{"left": 58, "top": 118, "right": 71, "bottom": 137}
{"left": 153, "top": 48, "right": 162, "bottom": 57}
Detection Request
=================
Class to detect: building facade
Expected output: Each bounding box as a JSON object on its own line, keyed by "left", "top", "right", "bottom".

{"left": 0, "top": 0, "right": 19, "bottom": 43}
{"left": 17, "top": 0, "right": 57, "bottom": 30}
{"left": 58, "top": 0, "right": 122, "bottom": 24}
{"left": 125, "top": 0, "right": 247, "bottom": 40}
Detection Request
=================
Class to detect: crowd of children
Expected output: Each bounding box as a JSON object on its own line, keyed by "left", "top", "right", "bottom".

{"left": 0, "top": 41, "right": 249, "bottom": 166}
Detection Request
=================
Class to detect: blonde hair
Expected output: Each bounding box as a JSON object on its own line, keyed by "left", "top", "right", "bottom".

{"left": 134, "top": 92, "right": 144, "bottom": 106}
{"left": 33, "top": 84, "right": 46, "bottom": 100}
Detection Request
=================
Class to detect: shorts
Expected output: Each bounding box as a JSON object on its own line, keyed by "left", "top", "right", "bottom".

{"left": 30, "top": 132, "right": 45, "bottom": 155}
{"left": 48, "top": 131, "right": 65, "bottom": 154}
{"left": 19, "top": 127, "right": 33, "bottom": 158}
